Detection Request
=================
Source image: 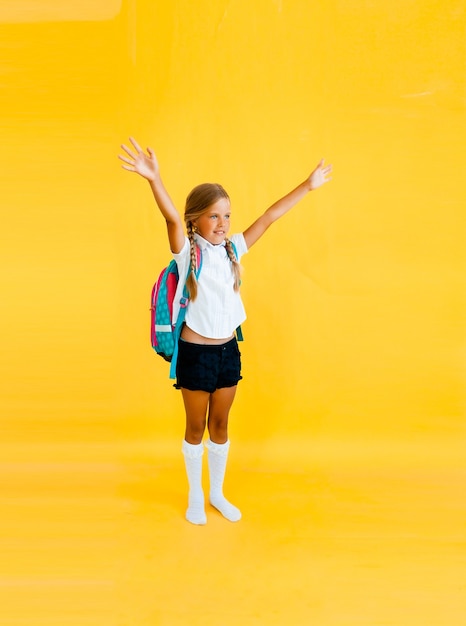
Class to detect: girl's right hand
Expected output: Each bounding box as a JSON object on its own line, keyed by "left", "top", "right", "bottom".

{"left": 119, "top": 137, "right": 159, "bottom": 181}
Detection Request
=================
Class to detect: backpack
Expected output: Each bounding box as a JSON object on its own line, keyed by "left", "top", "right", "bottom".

{"left": 150, "top": 245, "right": 202, "bottom": 371}
{"left": 150, "top": 241, "right": 242, "bottom": 379}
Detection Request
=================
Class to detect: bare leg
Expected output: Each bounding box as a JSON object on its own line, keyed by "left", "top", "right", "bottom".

{"left": 181, "top": 388, "right": 210, "bottom": 444}
{"left": 207, "top": 385, "right": 237, "bottom": 443}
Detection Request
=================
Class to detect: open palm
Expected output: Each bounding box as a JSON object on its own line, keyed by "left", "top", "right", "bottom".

{"left": 119, "top": 137, "right": 159, "bottom": 181}
{"left": 309, "top": 159, "right": 332, "bottom": 190}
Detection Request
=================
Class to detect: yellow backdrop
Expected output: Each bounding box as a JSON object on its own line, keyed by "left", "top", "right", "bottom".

{"left": 2, "top": 0, "right": 464, "bottom": 444}
{"left": 2, "top": 1, "right": 465, "bottom": 624}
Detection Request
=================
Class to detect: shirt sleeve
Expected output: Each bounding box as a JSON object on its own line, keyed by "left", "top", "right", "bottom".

{"left": 230, "top": 233, "right": 248, "bottom": 261}
{"left": 172, "top": 236, "right": 190, "bottom": 267}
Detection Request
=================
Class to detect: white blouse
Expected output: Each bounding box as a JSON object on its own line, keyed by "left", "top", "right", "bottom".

{"left": 172, "top": 233, "right": 248, "bottom": 339}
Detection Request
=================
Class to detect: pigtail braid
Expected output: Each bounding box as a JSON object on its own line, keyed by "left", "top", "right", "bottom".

{"left": 225, "top": 238, "right": 242, "bottom": 292}
{"left": 186, "top": 222, "right": 199, "bottom": 301}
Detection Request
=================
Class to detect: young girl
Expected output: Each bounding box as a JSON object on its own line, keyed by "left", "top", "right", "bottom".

{"left": 119, "top": 137, "right": 332, "bottom": 525}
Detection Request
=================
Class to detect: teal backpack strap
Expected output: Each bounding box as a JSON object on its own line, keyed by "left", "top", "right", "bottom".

{"left": 169, "top": 291, "right": 188, "bottom": 379}
{"left": 169, "top": 246, "right": 203, "bottom": 380}
{"left": 230, "top": 240, "right": 244, "bottom": 342}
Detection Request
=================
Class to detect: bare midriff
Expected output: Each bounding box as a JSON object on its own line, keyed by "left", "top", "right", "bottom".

{"left": 180, "top": 324, "right": 234, "bottom": 345}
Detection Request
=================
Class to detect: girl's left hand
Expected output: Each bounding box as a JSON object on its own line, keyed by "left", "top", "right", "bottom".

{"left": 309, "top": 159, "right": 332, "bottom": 190}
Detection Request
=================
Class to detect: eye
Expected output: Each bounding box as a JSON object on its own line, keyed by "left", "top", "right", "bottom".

{"left": 225, "top": 214, "right": 231, "bottom": 220}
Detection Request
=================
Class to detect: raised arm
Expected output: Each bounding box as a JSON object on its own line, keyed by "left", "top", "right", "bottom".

{"left": 119, "top": 137, "right": 185, "bottom": 253}
{"left": 243, "top": 159, "right": 332, "bottom": 249}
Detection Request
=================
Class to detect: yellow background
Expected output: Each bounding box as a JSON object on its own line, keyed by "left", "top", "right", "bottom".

{"left": 1, "top": 1, "right": 465, "bottom": 624}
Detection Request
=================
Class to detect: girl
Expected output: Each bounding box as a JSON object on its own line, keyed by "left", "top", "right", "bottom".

{"left": 119, "top": 137, "right": 332, "bottom": 525}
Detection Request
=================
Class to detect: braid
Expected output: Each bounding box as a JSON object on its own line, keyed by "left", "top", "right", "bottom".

{"left": 225, "top": 238, "right": 242, "bottom": 292}
{"left": 186, "top": 222, "right": 199, "bottom": 301}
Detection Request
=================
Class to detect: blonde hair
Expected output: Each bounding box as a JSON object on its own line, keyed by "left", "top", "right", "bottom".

{"left": 184, "top": 183, "right": 241, "bottom": 301}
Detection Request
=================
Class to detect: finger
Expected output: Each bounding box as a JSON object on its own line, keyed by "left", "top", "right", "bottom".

{"left": 147, "top": 146, "right": 155, "bottom": 158}
{"left": 121, "top": 164, "right": 136, "bottom": 172}
{"left": 121, "top": 143, "right": 136, "bottom": 159}
{"left": 118, "top": 154, "right": 134, "bottom": 165}
{"left": 129, "top": 136, "right": 144, "bottom": 154}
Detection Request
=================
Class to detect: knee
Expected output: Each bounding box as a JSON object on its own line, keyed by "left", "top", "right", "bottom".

{"left": 185, "top": 419, "right": 207, "bottom": 444}
{"left": 208, "top": 414, "right": 228, "bottom": 440}
{"left": 209, "top": 412, "right": 228, "bottom": 429}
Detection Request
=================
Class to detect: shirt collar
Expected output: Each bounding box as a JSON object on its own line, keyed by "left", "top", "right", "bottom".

{"left": 194, "top": 233, "right": 226, "bottom": 250}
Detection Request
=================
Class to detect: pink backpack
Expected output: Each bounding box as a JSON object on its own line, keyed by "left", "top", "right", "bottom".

{"left": 150, "top": 246, "right": 202, "bottom": 378}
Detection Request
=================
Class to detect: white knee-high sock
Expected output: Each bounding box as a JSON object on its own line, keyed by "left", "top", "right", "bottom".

{"left": 205, "top": 439, "right": 241, "bottom": 522}
{"left": 181, "top": 440, "right": 206, "bottom": 525}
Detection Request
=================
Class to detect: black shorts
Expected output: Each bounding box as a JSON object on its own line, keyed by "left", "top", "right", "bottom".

{"left": 174, "top": 337, "right": 242, "bottom": 393}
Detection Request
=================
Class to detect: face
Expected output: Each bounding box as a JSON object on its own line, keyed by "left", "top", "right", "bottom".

{"left": 194, "top": 197, "right": 231, "bottom": 245}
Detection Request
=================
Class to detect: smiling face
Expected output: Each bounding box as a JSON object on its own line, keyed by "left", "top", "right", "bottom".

{"left": 194, "top": 197, "right": 231, "bottom": 245}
